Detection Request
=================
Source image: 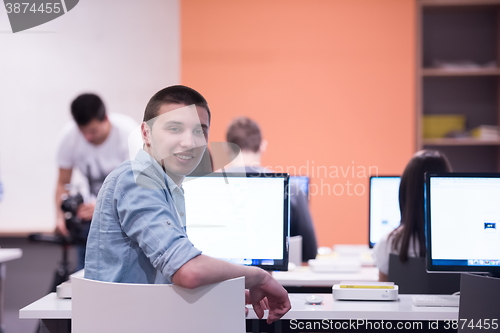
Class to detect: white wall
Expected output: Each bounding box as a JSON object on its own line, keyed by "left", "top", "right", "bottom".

{"left": 0, "top": 0, "right": 180, "bottom": 233}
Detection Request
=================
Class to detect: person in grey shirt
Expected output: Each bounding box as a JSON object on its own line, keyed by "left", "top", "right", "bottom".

{"left": 226, "top": 117, "right": 318, "bottom": 262}
{"left": 84, "top": 85, "right": 290, "bottom": 323}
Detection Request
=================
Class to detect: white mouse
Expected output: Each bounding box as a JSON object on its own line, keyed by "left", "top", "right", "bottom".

{"left": 305, "top": 295, "right": 323, "bottom": 305}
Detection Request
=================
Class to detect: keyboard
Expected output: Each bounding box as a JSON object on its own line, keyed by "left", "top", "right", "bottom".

{"left": 412, "top": 295, "right": 460, "bottom": 307}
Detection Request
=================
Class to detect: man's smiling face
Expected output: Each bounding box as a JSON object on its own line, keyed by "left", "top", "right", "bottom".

{"left": 143, "top": 103, "right": 209, "bottom": 184}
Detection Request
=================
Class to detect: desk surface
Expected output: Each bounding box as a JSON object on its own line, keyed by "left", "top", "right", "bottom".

{"left": 20, "top": 293, "right": 458, "bottom": 321}
{"left": 247, "top": 294, "right": 458, "bottom": 320}
{"left": 0, "top": 248, "right": 22, "bottom": 263}
{"left": 272, "top": 266, "right": 379, "bottom": 287}
{"left": 20, "top": 293, "right": 71, "bottom": 319}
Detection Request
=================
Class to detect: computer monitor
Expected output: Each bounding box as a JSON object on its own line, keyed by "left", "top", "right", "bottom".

{"left": 369, "top": 176, "right": 401, "bottom": 248}
{"left": 426, "top": 173, "right": 500, "bottom": 277}
{"left": 183, "top": 172, "right": 290, "bottom": 271}
{"left": 290, "top": 176, "right": 310, "bottom": 199}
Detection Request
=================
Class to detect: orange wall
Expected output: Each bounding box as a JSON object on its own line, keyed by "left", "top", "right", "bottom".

{"left": 181, "top": 0, "right": 416, "bottom": 246}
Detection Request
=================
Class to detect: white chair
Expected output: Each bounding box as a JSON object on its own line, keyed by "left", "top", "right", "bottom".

{"left": 71, "top": 276, "right": 245, "bottom": 333}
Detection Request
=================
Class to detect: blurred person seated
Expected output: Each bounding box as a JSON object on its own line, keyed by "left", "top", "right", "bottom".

{"left": 372, "top": 150, "right": 452, "bottom": 281}
{"left": 225, "top": 117, "right": 318, "bottom": 262}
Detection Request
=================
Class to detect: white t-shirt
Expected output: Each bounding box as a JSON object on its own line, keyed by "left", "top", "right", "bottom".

{"left": 57, "top": 113, "right": 139, "bottom": 197}
{"left": 372, "top": 231, "right": 420, "bottom": 275}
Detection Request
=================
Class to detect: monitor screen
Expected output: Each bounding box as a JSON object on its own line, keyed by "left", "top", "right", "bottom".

{"left": 369, "top": 176, "right": 401, "bottom": 248}
{"left": 290, "top": 176, "right": 310, "bottom": 199}
{"left": 183, "top": 172, "right": 290, "bottom": 271}
{"left": 426, "top": 173, "right": 500, "bottom": 276}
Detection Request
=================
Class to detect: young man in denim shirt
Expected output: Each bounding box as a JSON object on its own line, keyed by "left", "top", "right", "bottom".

{"left": 84, "top": 85, "right": 290, "bottom": 323}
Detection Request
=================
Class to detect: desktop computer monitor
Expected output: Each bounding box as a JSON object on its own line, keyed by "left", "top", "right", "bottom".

{"left": 183, "top": 172, "right": 290, "bottom": 271}
{"left": 369, "top": 176, "right": 401, "bottom": 248}
{"left": 290, "top": 176, "right": 310, "bottom": 199}
{"left": 426, "top": 173, "right": 500, "bottom": 277}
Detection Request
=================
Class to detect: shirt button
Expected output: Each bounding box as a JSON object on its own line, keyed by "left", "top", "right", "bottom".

{"left": 179, "top": 212, "right": 184, "bottom": 216}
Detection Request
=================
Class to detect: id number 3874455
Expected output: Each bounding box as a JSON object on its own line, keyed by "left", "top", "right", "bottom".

{"left": 5, "top": 2, "right": 62, "bottom": 14}
{"left": 444, "top": 319, "right": 498, "bottom": 330}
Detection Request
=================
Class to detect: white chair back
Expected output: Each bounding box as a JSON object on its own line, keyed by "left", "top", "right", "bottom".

{"left": 71, "top": 276, "right": 245, "bottom": 333}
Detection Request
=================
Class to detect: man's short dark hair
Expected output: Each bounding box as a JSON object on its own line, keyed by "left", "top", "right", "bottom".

{"left": 226, "top": 117, "right": 262, "bottom": 153}
{"left": 143, "top": 85, "right": 211, "bottom": 125}
{"left": 71, "top": 93, "right": 106, "bottom": 126}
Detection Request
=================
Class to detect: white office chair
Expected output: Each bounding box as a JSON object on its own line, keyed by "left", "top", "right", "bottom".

{"left": 71, "top": 276, "right": 245, "bottom": 333}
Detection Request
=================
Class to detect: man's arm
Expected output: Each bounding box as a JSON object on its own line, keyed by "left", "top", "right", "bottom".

{"left": 55, "top": 168, "right": 72, "bottom": 236}
{"left": 110, "top": 167, "right": 290, "bottom": 322}
{"left": 172, "top": 254, "right": 291, "bottom": 323}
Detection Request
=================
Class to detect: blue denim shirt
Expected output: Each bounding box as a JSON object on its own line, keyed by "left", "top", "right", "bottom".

{"left": 84, "top": 149, "right": 202, "bottom": 284}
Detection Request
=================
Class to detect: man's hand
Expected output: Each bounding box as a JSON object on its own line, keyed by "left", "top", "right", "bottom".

{"left": 248, "top": 272, "right": 291, "bottom": 324}
{"left": 171, "top": 255, "right": 291, "bottom": 323}
{"left": 77, "top": 202, "right": 95, "bottom": 221}
{"left": 245, "top": 289, "right": 269, "bottom": 317}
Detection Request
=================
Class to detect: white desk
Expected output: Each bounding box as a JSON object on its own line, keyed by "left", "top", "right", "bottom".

{"left": 0, "top": 248, "right": 23, "bottom": 333}
{"left": 0, "top": 249, "right": 22, "bottom": 263}
{"left": 273, "top": 266, "right": 379, "bottom": 287}
{"left": 247, "top": 294, "right": 458, "bottom": 321}
{"left": 19, "top": 293, "right": 71, "bottom": 320}
{"left": 20, "top": 292, "right": 458, "bottom": 333}
{"left": 19, "top": 293, "right": 459, "bottom": 321}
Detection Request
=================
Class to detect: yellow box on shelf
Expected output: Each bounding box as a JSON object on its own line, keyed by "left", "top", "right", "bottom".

{"left": 423, "top": 114, "right": 466, "bottom": 139}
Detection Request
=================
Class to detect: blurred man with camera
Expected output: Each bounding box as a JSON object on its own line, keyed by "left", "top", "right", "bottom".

{"left": 55, "top": 93, "right": 138, "bottom": 270}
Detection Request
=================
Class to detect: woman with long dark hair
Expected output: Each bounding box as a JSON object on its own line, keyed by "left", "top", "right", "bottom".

{"left": 372, "top": 150, "right": 452, "bottom": 281}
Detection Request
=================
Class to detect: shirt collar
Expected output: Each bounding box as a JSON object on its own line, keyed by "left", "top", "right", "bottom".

{"left": 165, "top": 173, "right": 182, "bottom": 194}
{"left": 135, "top": 149, "right": 182, "bottom": 193}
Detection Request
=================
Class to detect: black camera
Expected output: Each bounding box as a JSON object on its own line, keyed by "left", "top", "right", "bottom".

{"left": 61, "top": 193, "right": 90, "bottom": 245}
